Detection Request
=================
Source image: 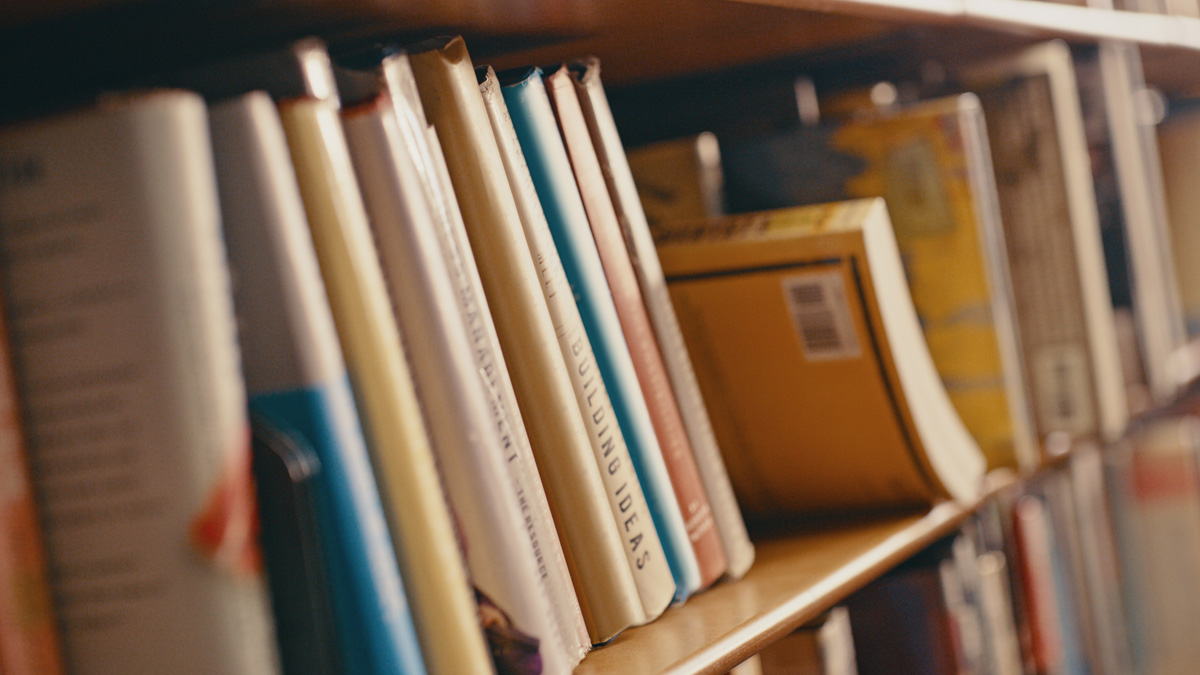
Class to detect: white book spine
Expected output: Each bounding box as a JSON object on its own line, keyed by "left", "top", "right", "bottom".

{"left": 343, "top": 100, "right": 572, "bottom": 674}
{"left": 0, "top": 92, "right": 278, "bottom": 675}
{"left": 479, "top": 70, "right": 675, "bottom": 621}
{"left": 572, "top": 65, "right": 756, "bottom": 579}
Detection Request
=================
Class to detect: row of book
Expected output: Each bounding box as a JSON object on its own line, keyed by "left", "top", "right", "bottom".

{"left": 0, "top": 35, "right": 775, "bottom": 675}
{"left": 722, "top": 403, "right": 1200, "bottom": 675}
{"left": 0, "top": 20, "right": 1191, "bottom": 675}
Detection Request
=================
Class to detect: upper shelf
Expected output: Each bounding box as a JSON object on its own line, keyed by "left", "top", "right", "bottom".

{"left": 6, "top": 0, "right": 1200, "bottom": 108}
{"left": 574, "top": 472, "right": 1018, "bottom": 675}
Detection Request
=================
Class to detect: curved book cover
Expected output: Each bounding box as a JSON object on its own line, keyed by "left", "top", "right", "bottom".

{"left": 334, "top": 48, "right": 589, "bottom": 666}
{"left": 208, "top": 92, "right": 427, "bottom": 675}
{"left": 544, "top": 66, "right": 727, "bottom": 590}
{"left": 654, "top": 199, "right": 986, "bottom": 516}
{"left": 277, "top": 95, "right": 484, "bottom": 675}
{"left": 343, "top": 94, "right": 573, "bottom": 675}
{"left": 479, "top": 65, "right": 676, "bottom": 622}
{"left": 720, "top": 94, "right": 1038, "bottom": 473}
{"left": 499, "top": 66, "right": 705, "bottom": 598}
{"left": 568, "top": 58, "right": 756, "bottom": 580}
{"left": 0, "top": 91, "right": 279, "bottom": 674}
{"left": 407, "top": 36, "right": 645, "bottom": 642}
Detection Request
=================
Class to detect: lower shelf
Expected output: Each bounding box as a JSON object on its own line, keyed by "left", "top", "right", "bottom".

{"left": 575, "top": 471, "right": 1017, "bottom": 675}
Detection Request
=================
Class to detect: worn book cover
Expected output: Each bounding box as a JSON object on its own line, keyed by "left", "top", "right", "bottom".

{"left": 654, "top": 199, "right": 985, "bottom": 516}
{"left": 723, "top": 94, "right": 1036, "bottom": 471}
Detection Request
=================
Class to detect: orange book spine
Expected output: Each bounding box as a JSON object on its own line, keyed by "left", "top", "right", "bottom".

{"left": 0, "top": 296, "right": 64, "bottom": 675}
{"left": 545, "top": 66, "right": 727, "bottom": 588}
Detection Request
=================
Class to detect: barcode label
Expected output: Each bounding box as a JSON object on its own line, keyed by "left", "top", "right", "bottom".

{"left": 782, "top": 272, "right": 861, "bottom": 361}
{"left": 1032, "top": 344, "right": 1095, "bottom": 436}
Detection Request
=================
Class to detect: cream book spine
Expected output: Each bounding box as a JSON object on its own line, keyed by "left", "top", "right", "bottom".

{"left": 408, "top": 35, "right": 645, "bottom": 642}
{"left": 276, "top": 96, "right": 492, "bottom": 675}
{"left": 479, "top": 65, "right": 675, "bottom": 621}
{"left": 342, "top": 93, "right": 574, "bottom": 675}
{"left": 569, "top": 58, "right": 755, "bottom": 580}
{"left": 0, "top": 91, "right": 278, "bottom": 675}
{"left": 1094, "top": 42, "right": 1186, "bottom": 403}
{"left": 962, "top": 40, "right": 1128, "bottom": 444}
{"left": 334, "top": 50, "right": 590, "bottom": 664}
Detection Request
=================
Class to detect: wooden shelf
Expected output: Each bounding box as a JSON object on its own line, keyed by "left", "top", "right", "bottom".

{"left": 575, "top": 472, "right": 1018, "bottom": 675}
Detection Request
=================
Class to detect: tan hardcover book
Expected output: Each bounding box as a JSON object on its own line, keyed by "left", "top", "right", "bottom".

{"left": 546, "top": 65, "right": 728, "bottom": 589}
{"left": 654, "top": 199, "right": 986, "bottom": 515}
{"left": 961, "top": 41, "right": 1128, "bottom": 445}
{"left": 408, "top": 36, "right": 644, "bottom": 643}
{"left": 478, "top": 66, "right": 675, "bottom": 622}
{"left": 277, "top": 97, "right": 493, "bottom": 675}
{"left": 570, "top": 58, "right": 755, "bottom": 579}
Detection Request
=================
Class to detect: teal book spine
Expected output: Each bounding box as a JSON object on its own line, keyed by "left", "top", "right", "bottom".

{"left": 501, "top": 67, "right": 702, "bottom": 599}
{"left": 251, "top": 384, "right": 427, "bottom": 675}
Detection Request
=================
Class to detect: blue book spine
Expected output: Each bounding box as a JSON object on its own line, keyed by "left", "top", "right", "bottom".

{"left": 501, "top": 67, "right": 702, "bottom": 599}
{"left": 251, "top": 379, "right": 426, "bottom": 675}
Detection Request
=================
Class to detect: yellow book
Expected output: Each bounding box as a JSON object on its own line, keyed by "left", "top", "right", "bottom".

{"left": 278, "top": 97, "right": 494, "bottom": 675}
{"left": 655, "top": 198, "right": 985, "bottom": 516}
{"left": 721, "top": 95, "right": 1036, "bottom": 470}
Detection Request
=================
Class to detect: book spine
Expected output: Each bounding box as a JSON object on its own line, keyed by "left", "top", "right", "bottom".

{"left": 0, "top": 288, "right": 62, "bottom": 675}
{"left": 277, "top": 96, "right": 481, "bottom": 675}
{"left": 971, "top": 61, "right": 1126, "bottom": 446}
{"left": 545, "top": 66, "right": 727, "bottom": 590}
{"left": 0, "top": 92, "right": 278, "bottom": 674}
{"left": 479, "top": 66, "right": 676, "bottom": 621}
{"left": 343, "top": 96, "right": 571, "bottom": 675}
{"left": 373, "top": 54, "right": 589, "bottom": 661}
{"left": 569, "top": 60, "right": 755, "bottom": 580}
{"left": 958, "top": 97, "right": 1041, "bottom": 473}
{"left": 500, "top": 68, "right": 704, "bottom": 599}
{"left": 1094, "top": 42, "right": 1186, "bottom": 403}
{"left": 408, "top": 37, "right": 645, "bottom": 642}
{"left": 208, "top": 92, "right": 428, "bottom": 675}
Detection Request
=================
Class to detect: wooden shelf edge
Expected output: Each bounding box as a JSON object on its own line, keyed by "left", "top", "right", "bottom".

{"left": 575, "top": 472, "right": 1017, "bottom": 675}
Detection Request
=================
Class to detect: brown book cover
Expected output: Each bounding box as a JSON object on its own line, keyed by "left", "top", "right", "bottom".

{"left": 545, "top": 65, "right": 727, "bottom": 588}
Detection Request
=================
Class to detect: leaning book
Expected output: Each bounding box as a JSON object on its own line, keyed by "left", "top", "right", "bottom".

{"left": 721, "top": 94, "right": 1036, "bottom": 471}
{"left": 653, "top": 199, "right": 986, "bottom": 516}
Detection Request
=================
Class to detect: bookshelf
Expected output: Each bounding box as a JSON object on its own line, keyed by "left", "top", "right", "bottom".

{"left": 0, "top": 1, "right": 1190, "bottom": 673}
{"left": 576, "top": 473, "right": 1018, "bottom": 675}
